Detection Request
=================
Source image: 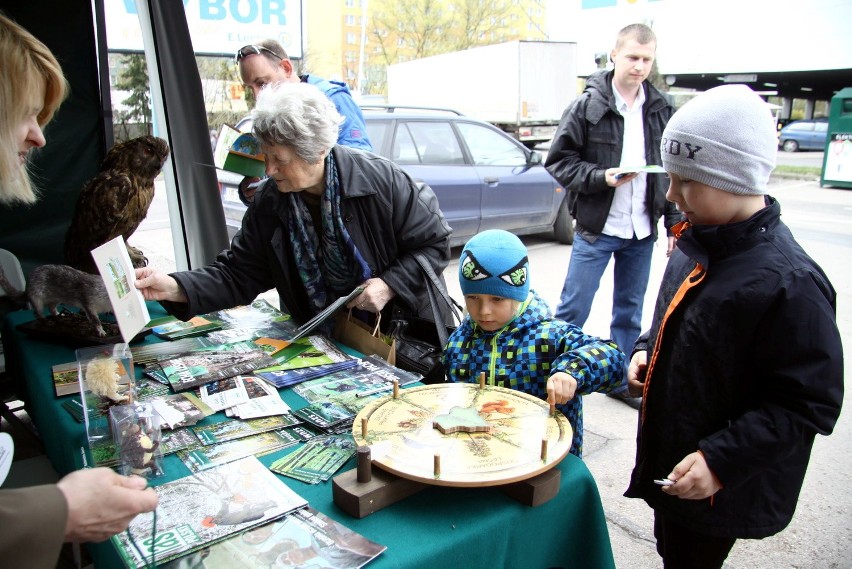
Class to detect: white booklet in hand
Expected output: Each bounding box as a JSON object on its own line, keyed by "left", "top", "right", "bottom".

{"left": 91, "top": 235, "right": 150, "bottom": 343}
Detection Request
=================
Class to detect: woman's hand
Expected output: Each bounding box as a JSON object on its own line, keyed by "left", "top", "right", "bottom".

{"left": 134, "top": 267, "right": 187, "bottom": 303}
{"left": 347, "top": 278, "right": 396, "bottom": 313}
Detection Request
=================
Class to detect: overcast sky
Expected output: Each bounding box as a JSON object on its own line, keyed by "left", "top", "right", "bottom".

{"left": 545, "top": 0, "right": 852, "bottom": 76}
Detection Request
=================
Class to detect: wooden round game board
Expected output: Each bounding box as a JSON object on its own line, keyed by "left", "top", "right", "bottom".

{"left": 352, "top": 383, "right": 573, "bottom": 487}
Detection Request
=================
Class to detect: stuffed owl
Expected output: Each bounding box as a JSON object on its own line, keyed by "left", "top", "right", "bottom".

{"left": 65, "top": 135, "right": 170, "bottom": 274}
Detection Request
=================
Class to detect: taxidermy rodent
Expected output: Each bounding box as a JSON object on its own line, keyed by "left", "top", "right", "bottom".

{"left": 0, "top": 264, "right": 112, "bottom": 336}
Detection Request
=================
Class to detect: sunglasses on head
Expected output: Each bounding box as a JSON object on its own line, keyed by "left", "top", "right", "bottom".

{"left": 234, "top": 45, "right": 283, "bottom": 64}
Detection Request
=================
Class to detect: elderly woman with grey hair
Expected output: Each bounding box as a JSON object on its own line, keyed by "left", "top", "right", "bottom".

{"left": 136, "top": 81, "right": 452, "bottom": 329}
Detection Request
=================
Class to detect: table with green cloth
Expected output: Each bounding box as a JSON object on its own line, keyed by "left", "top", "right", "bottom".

{"left": 2, "top": 303, "right": 615, "bottom": 569}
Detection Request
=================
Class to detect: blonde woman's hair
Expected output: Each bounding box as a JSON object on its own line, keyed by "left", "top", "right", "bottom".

{"left": 0, "top": 12, "right": 68, "bottom": 205}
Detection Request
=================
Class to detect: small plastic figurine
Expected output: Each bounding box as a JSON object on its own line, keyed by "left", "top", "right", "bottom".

{"left": 85, "top": 356, "right": 128, "bottom": 403}
{"left": 119, "top": 422, "right": 159, "bottom": 476}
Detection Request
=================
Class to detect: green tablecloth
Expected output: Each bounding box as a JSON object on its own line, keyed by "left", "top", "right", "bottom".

{"left": 2, "top": 304, "right": 615, "bottom": 569}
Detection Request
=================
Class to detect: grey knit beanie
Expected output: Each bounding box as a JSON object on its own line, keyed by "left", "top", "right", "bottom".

{"left": 661, "top": 85, "right": 777, "bottom": 195}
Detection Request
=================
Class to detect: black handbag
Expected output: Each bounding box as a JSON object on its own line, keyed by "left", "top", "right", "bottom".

{"left": 388, "top": 253, "right": 462, "bottom": 384}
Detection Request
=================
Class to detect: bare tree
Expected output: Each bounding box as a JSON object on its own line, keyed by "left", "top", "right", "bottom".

{"left": 371, "top": 0, "right": 447, "bottom": 62}
{"left": 365, "top": 0, "right": 547, "bottom": 95}
{"left": 446, "top": 0, "right": 513, "bottom": 51}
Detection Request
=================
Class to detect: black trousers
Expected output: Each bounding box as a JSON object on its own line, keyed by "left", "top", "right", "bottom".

{"left": 654, "top": 511, "right": 737, "bottom": 569}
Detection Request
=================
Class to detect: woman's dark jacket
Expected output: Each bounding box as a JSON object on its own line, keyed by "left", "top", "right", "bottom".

{"left": 166, "top": 145, "right": 452, "bottom": 325}
{"left": 545, "top": 69, "right": 680, "bottom": 238}
{"left": 625, "top": 199, "right": 844, "bottom": 539}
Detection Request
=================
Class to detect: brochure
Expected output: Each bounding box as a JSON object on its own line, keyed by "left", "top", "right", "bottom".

{"left": 160, "top": 428, "right": 203, "bottom": 455}
{"left": 213, "top": 123, "right": 265, "bottom": 177}
{"left": 112, "top": 456, "right": 308, "bottom": 569}
{"left": 293, "top": 355, "right": 421, "bottom": 404}
{"left": 158, "top": 506, "right": 386, "bottom": 569}
{"left": 52, "top": 362, "right": 81, "bottom": 397}
{"left": 192, "top": 415, "right": 301, "bottom": 445}
{"left": 255, "top": 358, "right": 360, "bottom": 388}
{"left": 178, "top": 430, "right": 300, "bottom": 473}
{"left": 269, "top": 435, "right": 357, "bottom": 484}
{"left": 614, "top": 164, "right": 667, "bottom": 179}
{"left": 199, "top": 375, "right": 251, "bottom": 412}
{"left": 291, "top": 401, "right": 354, "bottom": 430}
{"left": 135, "top": 377, "right": 172, "bottom": 401}
{"left": 205, "top": 298, "right": 295, "bottom": 330}
{"left": 150, "top": 392, "right": 215, "bottom": 430}
{"left": 256, "top": 335, "right": 351, "bottom": 374}
{"left": 130, "top": 337, "right": 217, "bottom": 365}
{"left": 90, "top": 235, "right": 150, "bottom": 343}
{"left": 226, "top": 376, "right": 292, "bottom": 419}
{"left": 253, "top": 336, "right": 293, "bottom": 357}
{"left": 156, "top": 349, "right": 278, "bottom": 392}
{"left": 152, "top": 315, "right": 223, "bottom": 340}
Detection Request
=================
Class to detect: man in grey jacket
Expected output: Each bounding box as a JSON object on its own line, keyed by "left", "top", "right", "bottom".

{"left": 545, "top": 23, "right": 680, "bottom": 410}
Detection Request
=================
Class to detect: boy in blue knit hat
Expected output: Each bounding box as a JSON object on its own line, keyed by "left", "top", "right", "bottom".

{"left": 441, "top": 229, "right": 624, "bottom": 457}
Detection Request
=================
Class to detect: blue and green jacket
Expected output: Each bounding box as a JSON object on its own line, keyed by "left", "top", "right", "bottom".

{"left": 441, "top": 291, "right": 624, "bottom": 457}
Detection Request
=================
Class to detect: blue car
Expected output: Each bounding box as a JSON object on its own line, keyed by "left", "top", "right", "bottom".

{"left": 218, "top": 108, "right": 574, "bottom": 247}
{"left": 778, "top": 118, "right": 828, "bottom": 152}
{"left": 361, "top": 106, "right": 573, "bottom": 247}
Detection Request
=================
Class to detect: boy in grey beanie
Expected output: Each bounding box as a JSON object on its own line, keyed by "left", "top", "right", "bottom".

{"left": 624, "top": 85, "right": 843, "bottom": 568}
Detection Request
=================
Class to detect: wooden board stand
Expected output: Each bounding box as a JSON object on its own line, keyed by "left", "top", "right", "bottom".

{"left": 499, "top": 466, "right": 561, "bottom": 507}
{"left": 332, "top": 465, "right": 427, "bottom": 519}
{"left": 332, "top": 455, "right": 563, "bottom": 518}
{"left": 335, "top": 384, "right": 572, "bottom": 518}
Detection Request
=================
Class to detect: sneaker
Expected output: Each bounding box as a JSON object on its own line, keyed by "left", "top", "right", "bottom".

{"left": 606, "top": 391, "right": 642, "bottom": 410}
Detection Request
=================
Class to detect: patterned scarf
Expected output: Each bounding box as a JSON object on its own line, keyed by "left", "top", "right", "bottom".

{"left": 285, "top": 152, "right": 370, "bottom": 316}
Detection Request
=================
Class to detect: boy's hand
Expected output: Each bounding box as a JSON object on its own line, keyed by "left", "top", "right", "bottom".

{"left": 662, "top": 451, "right": 722, "bottom": 500}
{"left": 627, "top": 350, "right": 647, "bottom": 397}
{"left": 546, "top": 372, "right": 578, "bottom": 405}
{"left": 666, "top": 236, "right": 677, "bottom": 257}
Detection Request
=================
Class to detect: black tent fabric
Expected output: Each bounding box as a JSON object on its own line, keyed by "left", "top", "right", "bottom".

{"left": 142, "top": 0, "right": 229, "bottom": 269}
{"left": 0, "top": 0, "right": 228, "bottom": 274}
{"left": 0, "top": 1, "right": 106, "bottom": 274}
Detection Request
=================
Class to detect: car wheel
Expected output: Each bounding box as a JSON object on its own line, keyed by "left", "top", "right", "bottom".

{"left": 782, "top": 139, "right": 799, "bottom": 152}
{"left": 553, "top": 198, "right": 574, "bottom": 245}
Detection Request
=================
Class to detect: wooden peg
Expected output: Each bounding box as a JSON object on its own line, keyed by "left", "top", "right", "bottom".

{"left": 549, "top": 401, "right": 556, "bottom": 417}
{"left": 392, "top": 379, "right": 399, "bottom": 399}
{"left": 434, "top": 454, "right": 441, "bottom": 478}
{"left": 356, "top": 446, "right": 372, "bottom": 483}
{"left": 479, "top": 372, "right": 486, "bottom": 389}
{"left": 361, "top": 417, "right": 368, "bottom": 438}
{"left": 540, "top": 438, "right": 548, "bottom": 461}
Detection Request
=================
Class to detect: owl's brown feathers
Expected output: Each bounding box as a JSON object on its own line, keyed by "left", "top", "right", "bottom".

{"left": 65, "top": 136, "right": 170, "bottom": 273}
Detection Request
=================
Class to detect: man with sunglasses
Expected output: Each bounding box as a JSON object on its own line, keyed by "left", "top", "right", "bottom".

{"left": 234, "top": 40, "right": 372, "bottom": 205}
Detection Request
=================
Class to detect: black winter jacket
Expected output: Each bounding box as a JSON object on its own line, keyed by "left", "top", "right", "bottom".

{"left": 625, "top": 199, "right": 844, "bottom": 539}
{"left": 166, "top": 145, "right": 452, "bottom": 325}
{"left": 545, "top": 70, "right": 680, "bottom": 238}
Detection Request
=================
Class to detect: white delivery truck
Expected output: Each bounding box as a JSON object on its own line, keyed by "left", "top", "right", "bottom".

{"left": 387, "top": 40, "right": 578, "bottom": 148}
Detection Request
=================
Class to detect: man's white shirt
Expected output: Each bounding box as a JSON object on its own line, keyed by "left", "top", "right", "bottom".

{"left": 603, "top": 84, "right": 652, "bottom": 240}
